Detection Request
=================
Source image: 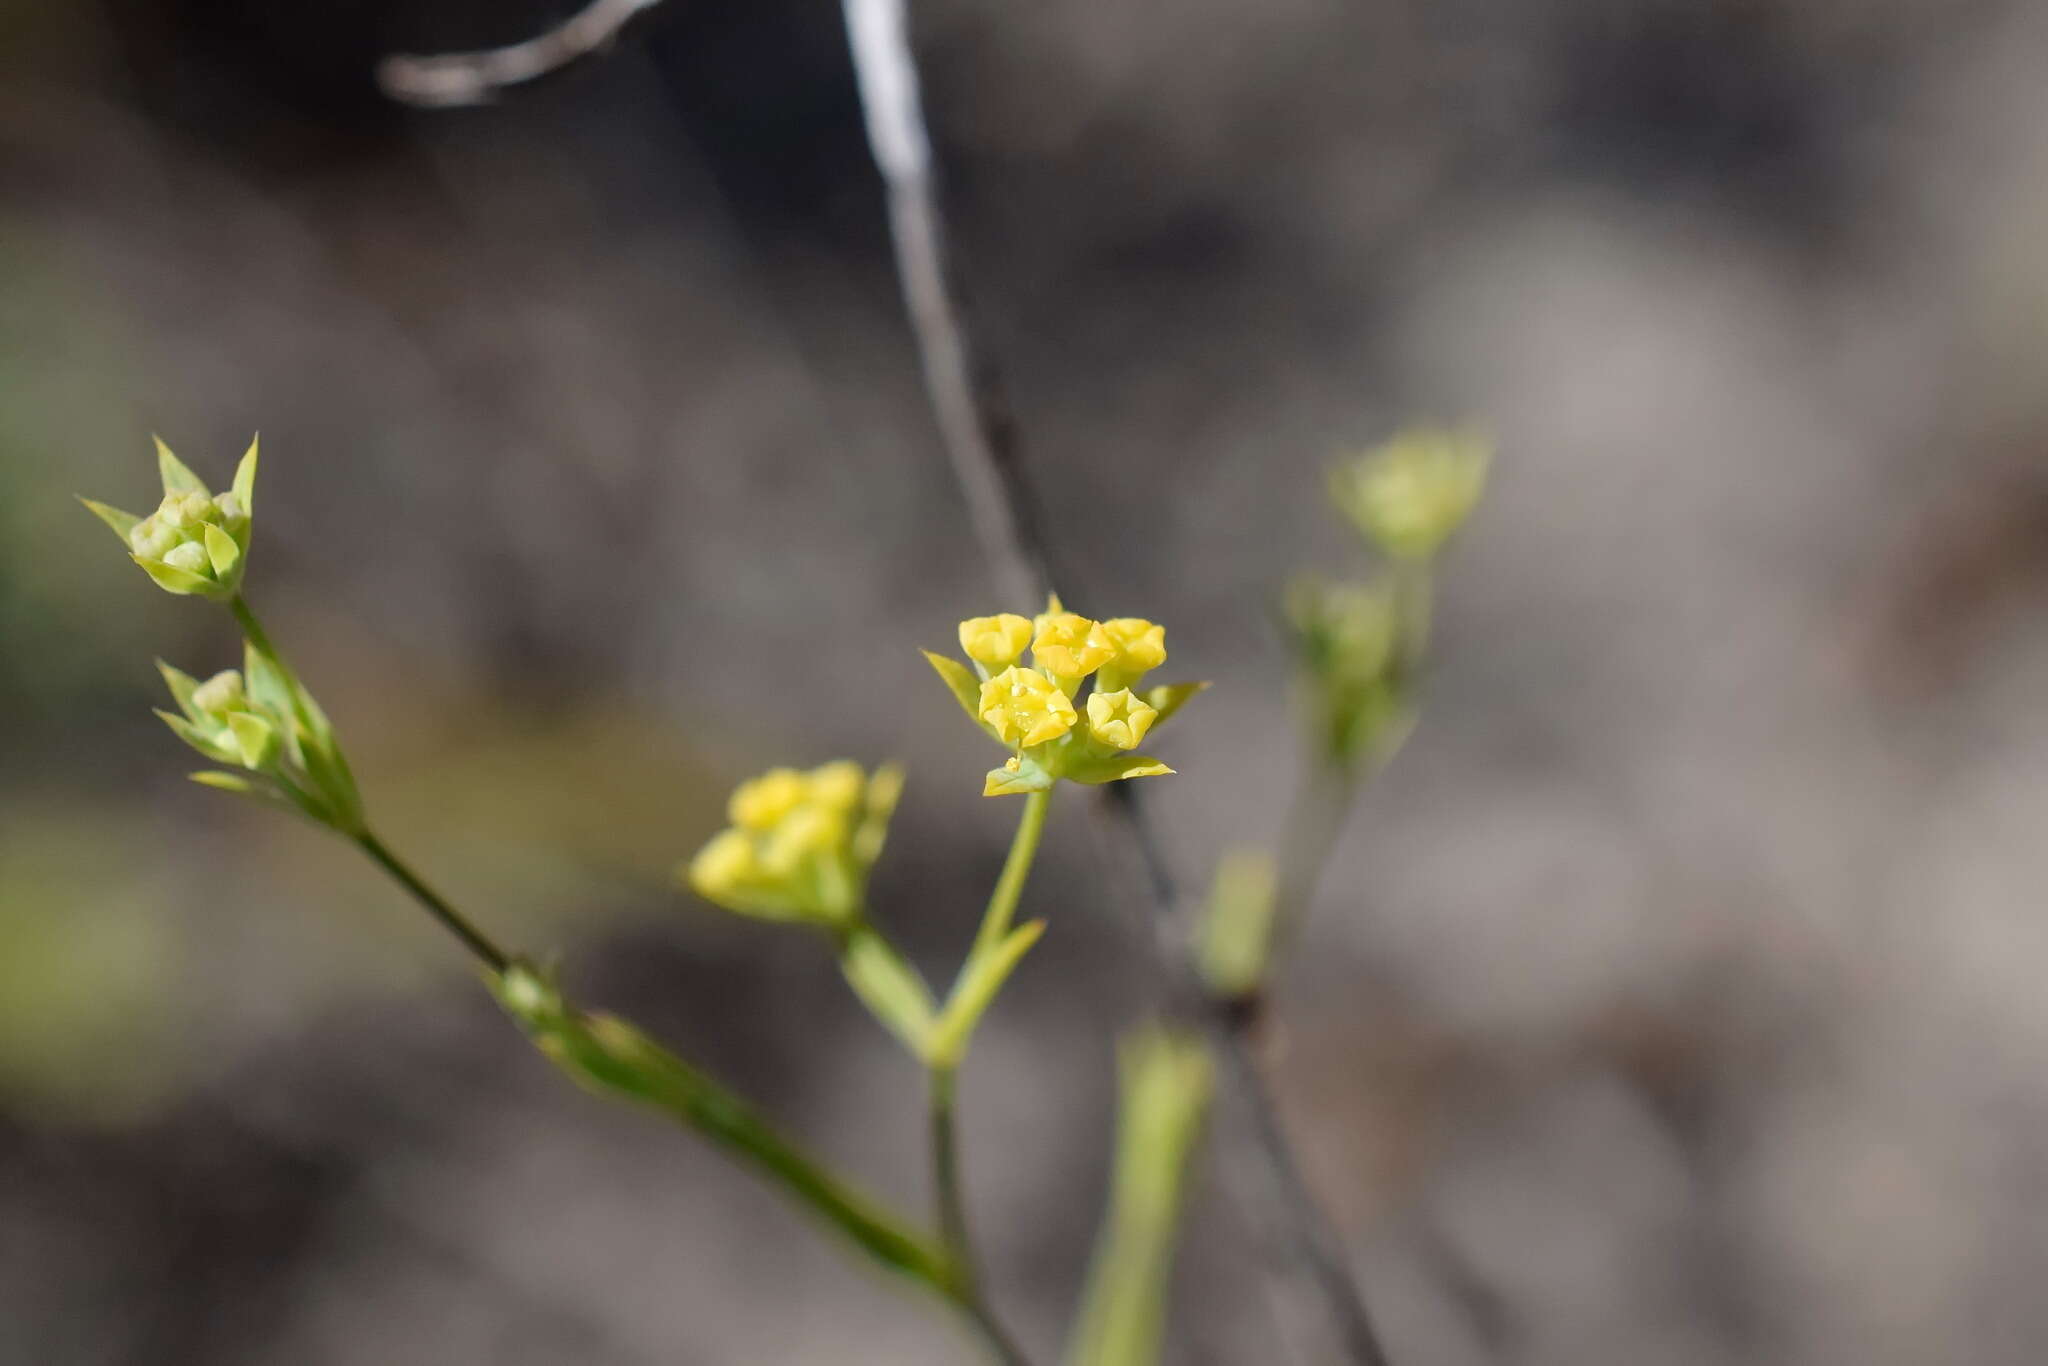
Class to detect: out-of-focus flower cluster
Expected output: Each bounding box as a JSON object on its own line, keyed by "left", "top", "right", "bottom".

{"left": 685, "top": 761, "right": 903, "bottom": 926}
{"left": 926, "top": 598, "right": 1205, "bottom": 796}
{"left": 1290, "top": 424, "right": 1491, "bottom": 770}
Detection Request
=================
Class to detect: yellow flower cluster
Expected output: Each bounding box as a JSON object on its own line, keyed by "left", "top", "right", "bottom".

{"left": 1328, "top": 424, "right": 1490, "bottom": 560}
{"left": 925, "top": 597, "right": 1206, "bottom": 796}
{"left": 685, "top": 761, "right": 902, "bottom": 925}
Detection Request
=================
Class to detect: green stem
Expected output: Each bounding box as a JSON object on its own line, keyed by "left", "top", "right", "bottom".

{"left": 354, "top": 828, "right": 513, "bottom": 975}
{"left": 971, "top": 786, "right": 1051, "bottom": 964}
{"left": 930, "top": 1067, "right": 1031, "bottom": 1366}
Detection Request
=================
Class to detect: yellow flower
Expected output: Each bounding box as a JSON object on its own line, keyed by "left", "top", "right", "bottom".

{"left": 1330, "top": 424, "right": 1490, "bottom": 560}
{"left": 761, "top": 804, "right": 849, "bottom": 878}
{"left": 729, "top": 767, "right": 807, "bottom": 831}
{"left": 804, "top": 760, "right": 866, "bottom": 812}
{"left": 1095, "top": 618, "right": 1166, "bottom": 692}
{"left": 958, "top": 614, "right": 1033, "bottom": 672}
{"left": 688, "top": 829, "right": 758, "bottom": 902}
{"left": 979, "top": 666, "right": 1078, "bottom": 747}
{"left": 1031, "top": 611, "right": 1114, "bottom": 680}
{"left": 1085, "top": 688, "right": 1158, "bottom": 751}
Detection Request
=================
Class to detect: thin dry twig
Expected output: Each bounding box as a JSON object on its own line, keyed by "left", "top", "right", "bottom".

{"left": 833, "top": 3, "right": 1391, "bottom": 1361}
{"left": 376, "top": 0, "right": 668, "bottom": 108}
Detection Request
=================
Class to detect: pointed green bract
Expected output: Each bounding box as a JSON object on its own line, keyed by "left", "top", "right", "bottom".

{"left": 232, "top": 435, "right": 259, "bottom": 514}
{"left": 983, "top": 754, "right": 1054, "bottom": 796}
{"left": 80, "top": 498, "right": 142, "bottom": 543}
{"left": 156, "top": 661, "right": 201, "bottom": 719}
{"left": 154, "top": 435, "right": 208, "bottom": 497}
{"left": 1065, "top": 753, "right": 1172, "bottom": 786}
{"left": 188, "top": 770, "right": 254, "bottom": 793}
{"left": 928, "top": 919, "right": 1044, "bottom": 1067}
{"left": 203, "top": 523, "right": 241, "bottom": 578}
{"left": 839, "top": 924, "right": 936, "bottom": 1056}
{"left": 923, "top": 650, "right": 988, "bottom": 729}
{"left": 226, "top": 712, "right": 277, "bottom": 768}
{"left": 1142, "top": 681, "right": 1209, "bottom": 729}
{"left": 133, "top": 556, "right": 211, "bottom": 595}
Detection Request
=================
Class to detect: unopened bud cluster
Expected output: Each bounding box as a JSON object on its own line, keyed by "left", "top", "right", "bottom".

{"left": 84, "top": 437, "right": 259, "bottom": 600}
{"left": 1328, "top": 424, "right": 1489, "bottom": 562}
{"left": 927, "top": 598, "right": 1204, "bottom": 796}
{"left": 685, "top": 761, "right": 903, "bottom": 926}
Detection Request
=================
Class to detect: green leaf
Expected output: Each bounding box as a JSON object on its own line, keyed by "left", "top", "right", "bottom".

{"left": 79, "top": 498, "right": 141, "bottom": 544}
{"left": 922, "top": 649, "right": 988, "bottom": 730}
{"left": 155, "top": 660, "right": 202, "bottom": 721}
{"left": 983, "top": 754, "right": 1055, "bottom": 796}
{"left": 132, "top": 556, "right": 212, "bottom": 596}
{"left": 232, "top": 434, "right": 259, "bottom": 513}
{"left": 203, "top": 523, "right": 241, "bottom": 579}
{"left": 242, "top": 642, "right": 293, "bottom": 714}
{"left": 837, "top": 924, "right": 936, "bottom": 1057}
{"left": 928, "top": 919, "right": 1044, "bottom": 1067}
{"left": 154, "top": 709, "right": 233, "bottom": 764}
{"left": 154, "top": 435, "right": 208, "bottom": 496}
{"left": 1142, "top": 680, "right": 1210, "bottom": 729}
{"left": 188, "top": 769, "right": 253, "bottom": 793}
{"left": 1064, "top": 753, "right": 1173, "bottom": 786}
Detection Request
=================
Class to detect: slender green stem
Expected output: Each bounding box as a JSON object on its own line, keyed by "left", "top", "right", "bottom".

{"left": 354, "top": 828, "right": 513, "bottom": 974}
{"left": 930, "top": 1066, "right": 974, "bottom": 1271}
{"left": 971, "top": 786, "right": 1051, "bottom": 963}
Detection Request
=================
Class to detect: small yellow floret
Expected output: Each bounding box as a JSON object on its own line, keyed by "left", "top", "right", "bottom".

{"left": 805, "top": 760, "right": 865, "bottom": 812}
{"left": 1031, "top": 612, "right": 1114, "bottom": 678}
{"left": 1096, "top": 618, "right": 1166, "bottom": 690}
{"left": 689, "top": 829, "right": 758, "bottom": 900}
{"left": 1086, "top": 688, "right": 1158, "bottom": 750}
{"left": 761, "top": 804, "right": 848, "bottom": 877}
{"left": 979, "top": 666, "right": 1078, "bottom": 747}
{"left": 958, "top": 614, "right": 1034, "bottom": 671}
{"left": 729, "top": 767, "right": 807, "bottom": 831}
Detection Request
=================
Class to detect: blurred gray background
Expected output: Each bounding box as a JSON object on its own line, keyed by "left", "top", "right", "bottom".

{"left": 8, "top": 0, "right": 2048, "bottom": 1362}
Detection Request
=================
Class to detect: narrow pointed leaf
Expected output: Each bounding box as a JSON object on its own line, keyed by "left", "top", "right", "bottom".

{"left": 232, "top": 434, "right": 259, "bottom": 512}
{"left": 1142, "top": 680, "right": 1210, "bottom": 729}
{"left": 929, "top": 919, "right": 1045, "bottom": 1066}
{"left": 188, "top": 770, "right": 254, "bottom": 793}
{"left": 155, "top": 660, "right": 202, "bottom": 720}
{"left": 852, "top": 762, "right": 905, "bottom": 870}
{"left": 922, "top": 650, "right": 987, "bottom": 726}
{"left": 79, "top": 498, "right": 141, "bottom": 544}
{"left": 203, "top": 523, "right": 241, "bottom": 578}
{"left": 133, "top": 556, "right": 211, "bottom": 596}
{"left": 1065, "top": 753, "right": 1174, "bottom": 785}
{"left": 838, "top": 924, "right": 936, "bottom": 1057}
{"left": 154, "top": 435, "right": 208, "bottom": 496}
{"left": 154, "top": 709, "right": 234, "bottom": 763}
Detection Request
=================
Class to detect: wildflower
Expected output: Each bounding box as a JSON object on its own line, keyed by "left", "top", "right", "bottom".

{"left": 925, "top": 596, "right": 1206, "bottom": 795}
{"left": 83, "top": 436, "right": 260, "bottom": 601}
{"left": 684, "top": 760, "right": 903, "bottom": 926}
{"left": 1329, "top": 424, "right": 1489, "bottom": 560}
{"left": 157, "top": 665, "right": 280, "bottom": 770}
{"left": 1094, "top": 618, "right": 1166, "bottom": 693}
{"left": 1085, "top": 688, "right": 1156, "bottom": 751}
{"left": 957, "top": 614, "right": 1033, "bottom": 673}
{"left": 1030, "top": 606, "right": 1115, "bottom": 684}
{"left": 979, "top": 666, "right": 1078, "bottom": 747}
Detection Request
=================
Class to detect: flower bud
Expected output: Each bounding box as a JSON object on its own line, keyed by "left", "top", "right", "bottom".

{"left": 1330, "top": 424, "right": 1490, "bottom": 560}
{"left": 82, "top": 435, "right": 259, "bottom": 601}
{"left": 1095, "top": 618, "right": 1166, "bottom": 693}
{"left": 1031, "top": 611, "right": 1115, "bottom": 681}
{"left": 958, "top": 614, "right": 1033, "bottom": 673}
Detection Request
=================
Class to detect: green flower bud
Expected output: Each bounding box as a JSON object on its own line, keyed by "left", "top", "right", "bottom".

{"left": 1330, "top": 424, "right": 1490, "bottom": 561}
{"left": 81, "top": 435, "right": 259, "bottom": 601}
